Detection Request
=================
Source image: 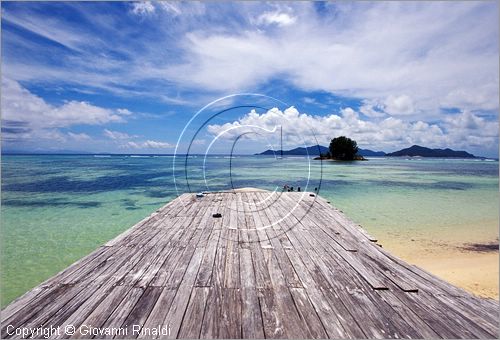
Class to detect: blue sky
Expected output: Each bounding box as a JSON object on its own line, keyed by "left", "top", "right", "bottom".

{"left": 1, "top": 1, "right": 498, "bottom": 157}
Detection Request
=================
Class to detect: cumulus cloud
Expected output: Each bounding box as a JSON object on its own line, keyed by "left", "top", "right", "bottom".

{"left": 1, "top": 77, "right": 133, "bottom": 143}
{"left": 383, "top": 95, "right": 415, "bottom": 116}
{"left": 206, "top": 107, "right": 497, "bottom": 153}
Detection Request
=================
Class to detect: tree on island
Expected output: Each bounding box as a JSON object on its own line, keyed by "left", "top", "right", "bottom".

{"left": 329, "top": 136, "right": 359, "bottom": 160}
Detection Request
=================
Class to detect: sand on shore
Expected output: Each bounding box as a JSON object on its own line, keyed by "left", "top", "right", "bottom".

{"left": 381, "top": 239, "right": 499, "bottom": 300}
{"left": 415, "top": 252, "right": 499, "bottom": 299}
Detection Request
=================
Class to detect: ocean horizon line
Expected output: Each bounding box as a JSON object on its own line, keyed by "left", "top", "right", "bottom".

{"left": 1, "top": 152, "right": 498, "bottom": 161}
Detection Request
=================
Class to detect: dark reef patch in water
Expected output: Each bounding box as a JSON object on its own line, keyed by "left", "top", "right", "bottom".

{"left": 145, "top": 190, "right": 173, "bottom": 198}
{"left": 2, "top": 171, "right": 171, "bottom": 194}
{"left": 121, "top": 198, "right": 141, "bottom": 210}
{"left": 2, "top": 198, "right": 102, "bottom": 209}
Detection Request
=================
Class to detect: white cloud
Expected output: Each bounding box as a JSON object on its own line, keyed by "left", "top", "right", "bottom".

{"left": 3, "top": 2, "right": 497, "bottom": 119}
{"left": 131, "top": 2, "right": 155, "bottom": 16}
{"left": 256, "top": 11, "right": 296, "bottom": 27}
{"left": 130, "top": 1, "right": 203, "bottom": 17}
{"left": 124, "top": 140, "right": 173, "bottom": 149}
{"left": 444, "top": 110, "right": 498, "bottom": 141}
{"left": 67, "top": 132, "right": 91, "bottom": 141}
{"left": 116, "top": 108, "right": 133, "bottom": 116}
{"left": 157, "top": 2, "right": 182, "bottom": 16}
{"left": 191, "top": 139, "right": 206, "bottom": 145}
{"left": 206, "top": 106, "right": 497, "bottom": 154}
{"left": 1, "top": 77, "right": 133, "bottom": 143}
{"left": 103, "top": 129, "right": 135, "bottom": 140}
{"left": 163, "top": 2, "right": 498, "bottom": 118}
{"left": 1, "top": 7, "right": 92, "bottom": 52}
{"left": 359, "top": 102, "right": 386, "bottom": 118}
{"left": 302, "top": 97, "right": 327, "bottom": 108}
{"left": 440, "top": 83, "right": 499, "bottom": 111}
{"left": 383, "top": 95, "right": 415, "bottom": 116}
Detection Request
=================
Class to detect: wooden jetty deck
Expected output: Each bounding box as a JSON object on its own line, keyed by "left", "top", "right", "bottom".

{"left": 1, "top": 191, "right": 498, "bottom": 339}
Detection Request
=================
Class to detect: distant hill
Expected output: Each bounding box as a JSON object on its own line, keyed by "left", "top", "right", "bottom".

{"left": 357, "top": 148, "right": 386, "bottom": 157}
{"left": 257, "top": 145, "right": 328, "bottom": 156}
{"left": 386, "top": 145, "right": 477, "bottom": 158}
{"left": 256, "top": 145, "right": 386, "bottom": 157}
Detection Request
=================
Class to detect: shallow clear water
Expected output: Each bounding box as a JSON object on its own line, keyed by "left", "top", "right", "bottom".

{"left": 1, "top": 155, "right": 498, "bottom": 306}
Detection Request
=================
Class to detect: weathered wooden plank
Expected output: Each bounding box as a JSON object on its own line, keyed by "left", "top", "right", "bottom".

{"left": 236, "top": 193, "right": 251, "bottom": 247}
{"left": 1, "top": 285, "right": 75, "bottom": 338}
{"left": 283, "top": 247, "right": 360, "bottom": 338}
{"left": 280, "top": 193, "right": 389, "bottom": 290}
{"left": 219, "top": 288, "right": 242, "bottom": 339}
{"left": 199, "top": 287, "right": 222, "bottom": 339}
{"left": 70, "top": 285, "right": 132, "bottom": 339}
{"left": 163, "top": 246, "right": 196, "bottom": 289}
{"left": 177, "top": 199, "right": 212, "bottom": 247}
{"left": 275, "top": 203, "right": 368, "bottom": 338}
{"left": 263, "top": 249, "right": 311, "bottom": 339}
{"left": 57, "top": 246, "right": 119, "bottom": 285}
{"left": 223, "top": 239, "right": 240, "bottom": 288}
{"left": 194, "top": 229, "right": 221, "bottom": 287}
{"left": 289, "top": 288, "right": 328, "bottom": 339}
{"left": 120, "top": 286, "right": 163, "bottom": 339}
{"left": 374, "top": 289, "right": 441, "bottom": 339}
{"left": 46, "top": 282, "right": 116, "bottom": 339}
{"left": 138, "top": 288, "right": 177, "bottom": 339}
{"left": 248, "top": 236, "right": 272, "bottom": 289}
{"left": 0, "top": 286, "right": 53, "bottom": 326}
{"left": 248, "top": 194, "right": 272, "bottom": 248}
{"left": 178, "top": 287, "right": 209, "bottom": 339}
{"left": 257, "top": 288, "right": 286, "bottom": 339}
{"left": 21, "top": 282, "right": 108, "bottom": 336}
{"left": 239, "top": 248, "right": 265, "bottom": 339}
{"left": 162, "top": 247, "right": 204, "bottom": 339}
{"left": 257, "top": 194, "right": 302, "bottom": 288}
{"left": 118, "top": 246, "right": 165, "bottom": 287}
{"left": 94, "top": 288, "right": 144, "bottom": 339}
{"left": 135, "top": 247, "right": 176, "bottom": 288}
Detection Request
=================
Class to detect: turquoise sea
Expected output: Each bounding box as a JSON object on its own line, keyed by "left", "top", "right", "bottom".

{"left": 1, "top": 155, "right": 499, "bottom": 306}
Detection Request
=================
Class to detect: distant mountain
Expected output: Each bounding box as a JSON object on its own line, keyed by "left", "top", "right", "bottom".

{"left": 386, "top": 145, "right": 477, "bottom": 158}
{"left": 256, "top": 145, "right": 386, "bottom": 157}
{"left": 357, "top": 148, "right": 386, "bottom": 157}
{"left": 257, "top": 145, "right": 329, "bottom": 156}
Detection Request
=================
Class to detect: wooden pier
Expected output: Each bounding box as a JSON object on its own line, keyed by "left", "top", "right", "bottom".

{"left": 1, "top": 191, "right": 498, "bottom": 339}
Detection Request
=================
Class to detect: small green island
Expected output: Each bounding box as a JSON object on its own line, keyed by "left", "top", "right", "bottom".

{"left": 314, "top": 136, "right": 366, "bottom": 161}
